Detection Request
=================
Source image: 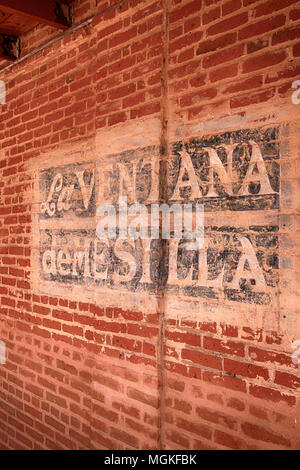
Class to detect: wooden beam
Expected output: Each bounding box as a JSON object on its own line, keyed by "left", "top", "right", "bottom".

{"left": 0, "top": 0, "right": 73, "bottom": 30}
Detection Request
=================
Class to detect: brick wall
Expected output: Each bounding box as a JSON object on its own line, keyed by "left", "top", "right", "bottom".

{"left": 0, "top": 0, "right": 299, "bottom": 450}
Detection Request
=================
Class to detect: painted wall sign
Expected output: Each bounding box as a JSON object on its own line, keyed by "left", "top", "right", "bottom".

{"left": 35, "top": 126, "right": 280, "bottom": 306}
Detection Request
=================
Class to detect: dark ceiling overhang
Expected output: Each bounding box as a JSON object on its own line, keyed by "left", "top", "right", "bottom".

{"left": 0, "top": 0, "right": 73, "bottom": 60}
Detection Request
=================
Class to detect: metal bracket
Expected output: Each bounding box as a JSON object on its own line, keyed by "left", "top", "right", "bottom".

{"left": 54, "top": 1, "right": 73, "bottom": 28}
{"left": 1, "top": 34, "right": 20, "bottom": 60}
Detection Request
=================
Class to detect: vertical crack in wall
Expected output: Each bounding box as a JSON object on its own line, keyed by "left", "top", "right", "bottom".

{"left": 157, "top": 0, "right": 170, "bottom": 451}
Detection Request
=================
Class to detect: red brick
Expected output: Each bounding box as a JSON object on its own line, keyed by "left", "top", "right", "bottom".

{"left": 178, "top": 47, "right": 194, "bottom": 63}
{"left": 242, "top": 50, "right": 287, "bottom": 73}
{"left": 96, "top": 20, "right": 123, "bottom": 38}
{"left": 222, "top": 0, "right": 242, "bottom": 16}
{"left": 169, "top": 30, "right": 203, "bottom": 54}
{"left": 272, "top": 25, "right": 300, "bottom": 45}
{"left": 203, "top": 44, "right": 244, "bottom": 68}
{"left": 196, "top": 405, "right": 238, "bottom": 429}
{"left": 203, "top": 6, "right": 220, "bottom": 25}
{"left": 214, "top": 429, "right": 260, "bottom": 450}
{"left": 230, "top": 88, "right": 276, "bottom": 108}
{"left": 169, "top": 0, "right": 202, "bottom": 24}
{"left": 110, "top": 427, "right": 139, "bottom": 448}
{"left": 290, "top": 8, "right": 300, "bottom": 21}
{"left": 248, "top": 346, "right": 296, "bottom": 368}
{"left": 184, "top": 16, "right": 201, "bottom": 33}
{"left": 130, "top": 102, "right": 160, "bottom": 118}
{"left": 203, "top": 371, "right": 247, "bottom": 393}
{"left": 180, "top": 87, "right": 217, "bottom": 107}
{"left": 293, "top": 42, "right": 300, "bottom": 56}
{"left": 109, "top": 26, "right": 138, "bottom": 48}
{"left": 239, "top": 15, "right": 286, "bottom": 41}
{"left": 182, "top": 348, "right": 222, "bottom": 370}
{"left": 249, "top": 384, "right": 296, "bottom": 406}
{"left": 0, "top": 0, "right": 298, "bottom": 454}
{"left": 223, "top": 358, "right": 269, "bottom": 380}
{"left": 207, "top": 12, "right": 248, "bottom": 36}
{"left": 241, "top": 422, "right": 291, "bottom": 447}
{"left": 196, "top": 32, "right": 237, "bottom": 55}
{"left": 224, "top": 75, "right": 263, "bottom": 93}
{"left": 108, "top": 83, "right": 136, "bottom": 101}
{"left": 274, "top": 371, "right": 300, "bottom": 389}
{"left": 108, "top": 112, "right": 127, "bottom": 126}
{"left": 203, "top": 336, "right": 245, "bottom": 357}
{"left": 166, "top": 329, "right": 201, "bottom": 346}
{"left": 169, "top": 60, "right": 201, "bottom": 80}
{"left": 254, "top": 0, "right": 295, "bottom": 17}
{"left": 209, "top": 63, "right": 238, "bottom": 82}
{"left": 177, "top": 416, "right": 212, "bottom": 440}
